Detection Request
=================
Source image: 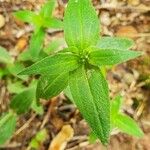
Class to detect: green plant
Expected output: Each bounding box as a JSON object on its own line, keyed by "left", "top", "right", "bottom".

{"left": 28, "top": 129, "right": 48, "bottom": 149}
{"left": 18, "top": 0, "right": 143, "bottom": 145}
{"left": 111, "top": 95, "right": 143, "bottom": 137}
{"left": 14, "top": 0, "right": 63, "bottom": 61}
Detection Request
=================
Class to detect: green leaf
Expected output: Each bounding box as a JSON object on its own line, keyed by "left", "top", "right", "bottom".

{"left": 110, "top": 95, "right": 123, "bottom": 117}
{"left": 36, "top": 51, "right": 48, "bottom": 61}
{"left": 113, "top": 114, "right": 144, "bottom": 137}
{"left": 69, "top": 66, "right": 110, "bottom": 144}
{"left": 0, "top": 46, "right": 12, "bottom": 64}
{"left": 88, "top": 131, "right": 98, "bottom": 144}
{"left": 28, "top": 28, "right": 45, "bottom": 59}
{"left": 18, "top": 50, "right": 31, "bottom": 61}
{"left": 63, "top": 86, "right": 74, "bottom": 103}
{"left": 19, "top": 53, "right": 80, "bottom": 75}
{"left": 13, "top": 10, "right": 37, "bottom": 24}
{"left": 31, "top": 99, "right": 44, "bottom": 115}
{"left": 0, "top": 68, "right": 7, "bottom": 79}
{"left": 43, "top": 18, "right": 63, "bottom": 29}
{"left": 7, "top": 62, "right": 28, "bottom": 80}
{"left": 32, "top": 16, "right": 44, "bottom": 30}
{"left": 10, "top": 88, "right": 35, "bottom": 114}
{"left": 97, "top": 37, "right": 134, "bottom": 50}
{"left": 40, "top": 0, "right": 56, "bottom": 18}
{"left": 64, "top": 0, "right": 99, "bottom": 50}
{"left": 44, "top": 38, "right": 65, "bottom": 54}
{"left": 0, "top": 112, "right": 17, "bottom": 145}
{"left": 29, "top": 129, "right": 48, "bottom": 149}
{"left": 36, "top": 72, "right": 69, "bottom": 100}
{"left": 7, "top": 81, "right": 27, "bottom": 94}
{"left": 89, "top": 47, "right": 142, "bottom": 66}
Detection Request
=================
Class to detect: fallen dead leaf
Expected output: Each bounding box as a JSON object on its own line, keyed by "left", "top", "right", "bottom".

{"left": 15, "top": 37, "right": 28, "bottom": 51}
{"left": 136, "top": 4, "right": 150, "bottom": 13}
{"left": 49, "top": 97, "right": 64, "bottom": 131}
{"left": 0, "top": 14, "right": 5, "bottom": 28}
{"left": 128, "top": 0, "right": 140, "bottom": 6}
{"left": 49, "top": 125, "right": 74, "bottom": 150}
{"left": 116, "top": 25, "right": 138, "bottom": 38}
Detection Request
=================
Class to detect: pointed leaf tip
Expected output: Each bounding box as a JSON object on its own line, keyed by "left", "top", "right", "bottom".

{"left": 89, "top": 48, "right": 142, "bottom": 66}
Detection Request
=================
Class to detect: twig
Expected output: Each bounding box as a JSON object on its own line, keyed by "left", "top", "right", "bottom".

{"left": 13, "top": 113, "right": 36, "bottom": 136}
{"left": 59, "top": 104, "right": 75, "bottom": 111}
{"left": 96, "top": 3, "right": 150, "bottom": 12}
{"left": 40, "top": 97, "right": 58, "bottom": 129}
{"left": 0, "top": 142, "right": 21, "bottom": 149}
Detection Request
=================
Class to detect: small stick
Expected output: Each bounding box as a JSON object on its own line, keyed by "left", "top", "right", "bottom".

{"left": 13, "top": 113, "right": 36, "bottom": 136}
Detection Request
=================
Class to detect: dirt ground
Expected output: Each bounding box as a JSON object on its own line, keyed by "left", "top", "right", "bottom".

{"left": 0, "top": 0, "right": 150, "bottom": 150}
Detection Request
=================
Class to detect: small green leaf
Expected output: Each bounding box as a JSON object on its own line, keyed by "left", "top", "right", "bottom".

{"left": 63, "top": 86, "right": 74, "bottom": 103}
{"left": 10, "top": 88, "right": 35, "bottom": 114}
{"left": 40, "top": 0, "right": 55, "bottom": 18}
{"left": 28, "top": 28, "right": 45, "bottom": 59}
{"left": 18, "top": 50, "right": 31, "bottom": 61}
{"left": 32, "top": 15, "right": 44, "bottom": 30}
{"left": 111, "top": 95, "right": 123, "bottom": 117}
{"left": 19, "top": 53, "right": 80, "bottom": 75}
{"left": 43, "top": 18, "right": 63, "bottom": 29}
{"left": 88, "top": 131, "right": 98, "bottom": 144}
{"left": 0, "top": 112, "right": 17, "bottom": 145}
{"left": 113, "top": 114, "right": 144, "bottom": 137}
{"left": 0, "top": 68, "right": 8, "bottom": 79}
{"left": 29, "top": 129, "right": 48, "bottom": 149}
{"left": 89, "top": 47, "right": 142, "bottom": 66}
{"left": 36, "top": 72, "right": 69, "bottom": 100}
{"left": 0, "top": 46, "right": 12, "bottom": 64}
{"left": 69, "top": 66, "right": 110, "bottom": 144}
{"left": 31, "top": 99, "right": 44, "bottom": 115}
{"left": 7, "top": 62, "right": 28, "bottom": 80}
{"left": 97, "top": 37, "right": 134, "bottom": 50}
{"left": 64, "top": 0, "right": 99, "bottom": 50}
{"left": 7, "top": 81, "right": 27, "bottom": 94}
{"left": 44, "top": 38, "right": 65, "bottom": 54}
{"left": 13, "top": 10, "right": 37, "bottom": 24}
{"left": 36, "top": 51, "right": 48, "bottom": 61}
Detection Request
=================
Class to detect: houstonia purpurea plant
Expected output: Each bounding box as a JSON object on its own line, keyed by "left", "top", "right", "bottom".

{"left": 19, "top": 0, "right": 143, "bottom": 144}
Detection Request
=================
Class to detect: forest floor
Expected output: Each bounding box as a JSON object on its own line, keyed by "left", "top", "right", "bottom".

{"left": 0, "top": 0, "right": 150, "bottom": 150}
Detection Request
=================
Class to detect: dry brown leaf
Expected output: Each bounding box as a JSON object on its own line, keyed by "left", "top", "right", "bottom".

{"left": 15, "top": 37, "right": 28, "bottom": 51}
{"left": 116, "top": 26, "right": 138, "bottom": 38}
{"left": 136, "top": 4, "right": 150, "bottom": 13}
{"left": 0, "top": 14, "right": 5, "bottom": 28}
{"left": 49, "top": 98, "right": 64, "bottom": 131}
{"left": 128, "top": 0, "right": 140, "bottom": 6}
{"left": 49, "top": 125, "right": 74, "bottom": 150}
